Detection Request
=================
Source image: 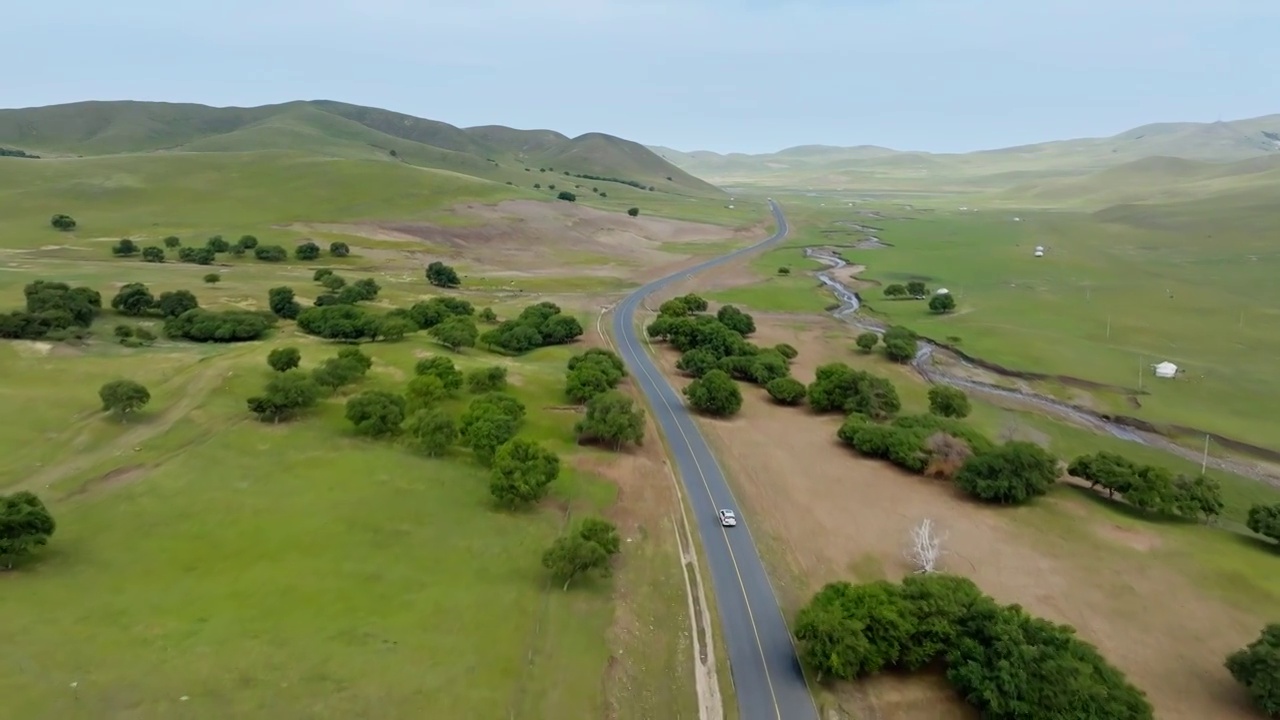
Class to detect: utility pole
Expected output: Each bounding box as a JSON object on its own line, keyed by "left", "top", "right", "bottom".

{"left": 1106, "top": 315, "right": 1111, "bottom": 339}
{"left": 1201, "top": 434, "right": 1210, "bottom": 475}
{"left": 1137, "top": 355, "right": 1143, "bottom": 392}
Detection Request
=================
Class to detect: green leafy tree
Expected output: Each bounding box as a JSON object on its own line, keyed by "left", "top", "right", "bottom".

{"left": 114, "top": 324, "right": 134, "bottom": 339}
{"left": 459, "top": 394, "right": 525, "bottom": 464}
{"left": 955, "top": 441, "right": 1059, "bottom": 504}
{"left": 897, "top": 574, "right": 995, "bottom": 671}
{"left": 716, "top": 305, "right": 756, "bottom": 336}
{"left": 928, "top": 386, "right": 971, "bottom": 419}
{"left": 883, "top": 284, "right": 908, "bottom": 298}
{"left": 295, "top": 304, "right": 378, "bottom": 341}
{"left": 575, "top": 390, "right": 645, "bottom": 450}
{"left": 489, "top": 438, "right": 561, "bottom": 509}
{"left": 676, "top": 348, "right": 719, "bottom": 378}
{"left": 254, "top": 245, "right": 288, "bottom": 262}
{"left": 429, "top": 316, "right": 479, "bottom": 351}
{"left": 321, "top": 274, "right": 347, "bottom": 291}
{"left": 206, "top": 235, "right": 230, "bottom": 253}
{"left": 557, "top": 190, "right": 577, "bottom": 202}
{"left": 883, "top": 337, "right": 916, "bottom": 363}
{"left": 311, "top": 357, "right": 366, "bottom": 393}
{"left": 1247, "top": 503, "right": 1280, "bottom": 544}
{"left": 294, "top": 241, "right": 321, "bottom": 260}
{"left": 627, "top": 207, "right": 640, "bottom": 217}
{"left": 929, "top": 293, "right": 957, "bottom": 314}
{"left": 0, "top": 491, "right": 57, "bottom": 569}
{"left": 807, "top": 363, "right": 901, "bottom": 419}
{"left": 111, "top": 238, "right": 139, "bottom": 256}
{"left": 375, "top": 315, "right": 416, "bottom": 342}
{"left": 906, "top": 280, "right": 928, "bottom": 297}
{"left": 163, "top": 235, "right": 181, "bottom": 248}
{"left": 1172, "top": 474, "right": 1225, "bottom": 522}
{"left": 406, "top": 374, "right": 448, "bottom": 412}
{"left": 164, "top": 309, "right": 274, "bottom": 342}
{"left": 238, "top": 235, "right": 259, "bottom": 250}
{"left": 766, "top": 377, "right": 807, "bottom": 406}
{"left": 99, "top": 379, "right": 151, "bottom": 417}
{"left": 156, "top": 290, "right": 199, "bottom": 318}
{"left": 683, "top": 369, "right": 742, "bottom": 417}
{"left": 577, "top": 517, "right": 622, "bottom": 555}
{"left": 141, "top": 246, "right": 166, "bottom": 263}
{"left": 267, "top": 347, "right": 301, "bottom": 372}
{"left": 314, "top": 268, "right": 334, "bottom": 282}
{"left": 203, "top": 273, "right": 221, "bottom": 284}
{"left": 247, "top": 371, "right": 322, "bottom": 422}
{"left": 50, "top": 213, "right": 76, "bottom": 231}
{"left": 777, "top": 266, "right": 791, "bottom": 275}
{"left": 478, "top": 307, "right": 498, "bottom": 323}
{"left": 855, "top": 332, "right": 879, "bottom": 352}
{"left": 1226, "top": 624, "right": 1280, "bottom": 716}
{"left": 108, "top": 285, "right": 154, "bottom": 323}
{"left": 542, "top": 535, "right": 609, "bottom": 590}
{"left": 793, "top": 580, "right": 915, "bottom": 681}
{"left": 425, "top": 261, "right": 461, "bottom": 288}
{"left": 415, "top": 356, "right": 463, "bottom": 392}
{"left": 466, "top": 366, "right": 508, "bottom": 393}
{"left": 268, "top": 286, "right": 302, "bottom": 320}
{"left": 344, "top": 390, "right": 407, "bottom": 437}
{"left": 329, "top": 241, "right": 350, "bottom": 257}
{"left": 404, "top": 408, "right": 457, "bottom": 457}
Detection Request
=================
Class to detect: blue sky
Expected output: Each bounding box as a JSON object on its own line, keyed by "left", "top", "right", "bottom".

{"left": 4, "top": 0, "right": 1278, "bottom": 154}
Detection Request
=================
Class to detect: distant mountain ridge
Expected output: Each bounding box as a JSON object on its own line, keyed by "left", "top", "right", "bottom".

{"left": 0, "top": 99, "right": 722, "bottom": 196}
{"left": 649, "top": 113, "right": 1280, "bottom": 191}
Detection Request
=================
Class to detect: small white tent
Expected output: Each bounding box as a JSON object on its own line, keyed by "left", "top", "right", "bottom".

{"left": 935, "top": 288, "right": 950, "bottom": 295}
{"left": 1153, "top": 361, "right": 1178, "bottom": 379}
{"left": 1034, "top": 250, "right": 1044, "bottom": 257}
{"left": 1035, "top": 245, "right": 1044, "bottom": 252}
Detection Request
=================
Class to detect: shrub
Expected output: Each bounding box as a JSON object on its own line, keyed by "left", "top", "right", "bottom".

{"left": 111, "top": 238, "right": 139, "bottom": 256}
{"left": 765, "top": 377, "right": 807, "bottom": 406}
{"left": 927, "top": 386, "right": 971, "bottom": 418}
{"left": 557, "top": 191, "right": 577, "bottom": 202}
{"left": 156, "top": 290, "right": 199, "bottom": 318}
{"left": 426, "top": 260, "right": 461, "bottom": 288}
{"left": 575, "top": 390, "right": 645, "bottom": 449}
{"left": 627, "top": 207, "right": 640, "bottom": 217}
{"left": 268, "top": 347, "right": 302, "bottom": 372}
{"left": 247, "top": 370, "right": 322, "bottom": 422}
{"left": 1246, "top": 503, "right": 1280, "bottom": 544}
{"left": 774, "top": 343, "right": 798, "bottom": 360}
{"left": 329, "top": 241, "right": 350, "bottom": 257}
{"left": 793, "top": 580, "right": 914, "bottom": 681}
{"left": 141, "top": 246, "right": 165, "bottom": 263}
{"left": 807, "top": 363, "right": 900, "bottom": 419}
{"left": 466, "top": 366, "right": 508, "bottom": 393}
{"left": 50, "top": 214, "right": 76, "bottom": 231}
{"left": 415, "top": 356, "right": 464, "bottom": 392}
{"left": 344, "top": 390, "right": 407, "bottom": 437}
{"left": 295, "top": 241, "right": 321, "bottom": 261}
{"left": 1225, "top": 624, "right": 1280, "bottom": 716}
{"left": 855, "top": 332, "right": 878, "bottom": 352}
{"left": 202, "top": 273, "right": 221, "bottom": 284}
{"left": 254, "top": 245, "right": 288, "bottom": 262}
{"left": 716, "top": 305, "right": 756, "bottom": 336}
{"left": 163, "top": 235, "right": 181, "bottom": 248}
{"left": 296, "top": 304, "right": 378, "bottom": 341}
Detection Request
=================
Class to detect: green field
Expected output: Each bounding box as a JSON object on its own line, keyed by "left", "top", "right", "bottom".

{"left": 0, "top": 132, "right": 736, "bottom": 718}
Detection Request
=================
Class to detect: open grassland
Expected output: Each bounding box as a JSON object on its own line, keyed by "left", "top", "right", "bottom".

{"left": 716, "top": 197, "right": 1280, "bottom": 454}
{"left": 0, "top": 150, "right": 773, "bottom": 718}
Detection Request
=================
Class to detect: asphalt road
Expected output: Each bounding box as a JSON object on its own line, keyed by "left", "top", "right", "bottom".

{"left": 610, "top": 200, "right": 819, "bottom": 720}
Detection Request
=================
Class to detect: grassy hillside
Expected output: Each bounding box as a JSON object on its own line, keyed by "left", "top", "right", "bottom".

{"left": 652, "top": 113, "right": 1280, "bottom": 195}
{"left": 0, "top": 100, "right": 724, "bottom": 197}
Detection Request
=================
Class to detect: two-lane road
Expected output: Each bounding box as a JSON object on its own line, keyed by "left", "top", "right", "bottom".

{"left": 611, "top": 201, "right": 818, "bottom": 720}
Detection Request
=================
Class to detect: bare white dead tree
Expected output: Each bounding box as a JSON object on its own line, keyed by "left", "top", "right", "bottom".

{"left": 905, "top": 518, "right": 946, "bottom": 573}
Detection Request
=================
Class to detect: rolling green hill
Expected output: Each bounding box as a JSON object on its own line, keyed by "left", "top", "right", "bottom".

{"left": 651, "top": 113, "right": 1280, "bottom": 194}
{"left": 0, "top": 100, "right": 724, "bottom": 197}
{"left": 996, "top": 155, "right": 1280, "bottom": 208}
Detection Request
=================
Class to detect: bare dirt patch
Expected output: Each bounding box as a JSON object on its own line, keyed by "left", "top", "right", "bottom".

{"left": 286, "top": 200, "right": 761, "bottom": 284}
{"left": 64, "top": 464, "right": 149, "bottom": 499}
{"left": 650, "top": 317, "right": 1263, "bottom": 720}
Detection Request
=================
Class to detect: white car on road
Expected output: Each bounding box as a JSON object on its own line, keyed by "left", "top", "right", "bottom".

{"left": 718, "top": 509, "right": 737, "bottom": 527}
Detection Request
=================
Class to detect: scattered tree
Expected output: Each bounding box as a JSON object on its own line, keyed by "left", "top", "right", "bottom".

{"left": 406, "top": 374, "right": 448, "bottom": 412}
{"left": 906, "top": 280, "right": 928, "bottom": 297}
{"left": 111, "top": 283, "right": 156, "bottom": 316}
{"left": 238, "top": 235, "right": 259, "bottom": 250}
{"left": 1247, "top": 503, "right": 1280, "bottom": 545}
{"left": 883, "top": 283, "right": 908, "bottom": 298}
{"left": 489, "top": 438, "right": 561, "bottom": 509}
{"left": 429, "top": 315, "right": 479, "bottom": 351}
{"left": 929, "top": 293, "right": 957, "bottom": 314}
{"left": 163, "top": 235, "right": 181, "bottom": 248}
{"left": 156, "top": 290, "right": 199, "bottom": 318}
{"left": 426, "top": 260, "right": 461, "bottom": 288}
{"left": 321, "top": 274, "right": 347, "bottom": 291}
{"left": 683, "top": 369, "right": 742, "bottom": 417}
{"left": 478, "top": 307, "right": 498, "bottom": 323}
{"left": 1226, "top": 624, "right": 1280, "bottom": 717}
{"left": 203, "top": 272, "right": 221, "bottom": 284}
{"left": 882, "top": 325, "right": 918, "bottom": 364}
{"left": 466, "top": 366, "right": 508, "bottom": 393}
{"left": 254, "top": 245, "right": 288, "bottom": 262}
{"left": 557, "top": 191, "right": 577, "bottom": 202}
{"left": 777, "top": 266, "right": 791, "bottom": 275}
{"left": 807, "top": 363, "right": 901, "bottom": 419}
{"left": 928, "top": 386, "right": 971, "bottom": 419}
{"left": 415, "top": 356, "right": 464, "bottom": 392}
{"left": 50, "top": 214, "right": 77, "bottom": 231}
{"left": 329, "top": 241, "right": 350, "bottom": 257}
{"left": 295, "top": 241, "right": 321, "bottom": 261}
{"left": 344, "top": 390, "right": 407, "bottom": 437}
{"left": 111, "top": 238, "right": 139, "bottom": 257}
{"left": 404, "top": 408, "right": 457, "bottom": 457}
{"left": 310, "top": 356, "right": 367, "bottom": 393}
{"left": 459, "top": 394, "right": 525, "bottom": 464}
{"left": 855, "top": 332, "right": 879, "bottom": 353}
{"left": 542, "top": 535, "right": 609, "bottom": 591}
{"left": 247, "top": 370, "right": 323, "bottom": 422}
{"left": 99, "top": 379, "right": 151, "bottom": 418}
{"left": 627, "top": 207, "right": 640, "bottom": 217}
{"left": 314, "top": 268, "right": 334, "bottom": 282}
{"left": 575, "top": 390, "right": 645, "bottom": 450}
{"left": 141, "top": 246, "right": 166, "bottom": 263}
{"left": 954, "top": 441, "right": 1059, "bottom": 504}
{"left": 206, "top": 235, "right": 230, "bottom": 253}
{"left": 0, "top": 491, "right": 56, "bottom": 570}
{"left": 267, "top": 347, "right": 302, "bottom": 372}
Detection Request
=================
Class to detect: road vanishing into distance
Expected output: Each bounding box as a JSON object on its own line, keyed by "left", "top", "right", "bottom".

{"left": 611, "top": 200, "right": 819, "bottom": 720}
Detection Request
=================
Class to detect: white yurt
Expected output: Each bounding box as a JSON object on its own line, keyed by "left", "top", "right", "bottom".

{"left": 1153, "top": 361, "right": 1178, "bottom": 379}
{"left": 1034, "top": 250, "right": 1044, "bottom": 257}
{"left": 935, "top": 288, "right": 950, "bottom": 295}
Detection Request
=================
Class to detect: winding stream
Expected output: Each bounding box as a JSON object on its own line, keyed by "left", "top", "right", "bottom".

{"left": 803, "top": 247, "right": 1279, "bottom": 485}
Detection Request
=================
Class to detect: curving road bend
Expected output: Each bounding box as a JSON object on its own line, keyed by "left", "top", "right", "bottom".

{"left": 611, "top": 201, "right": 819, "bottom": 720}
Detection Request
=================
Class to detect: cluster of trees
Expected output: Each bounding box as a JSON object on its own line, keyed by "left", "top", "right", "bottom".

{"left": 0, "top": 281, "right": 101, "bottom": 341}
{"left": 426, "top": 261, "right": 460, "bottom": 288}
{"left": 794, "top": 574, "right": 1153, "bottom": 719}
{"left": 854, "top": 325, "right": 919, "bottom": 363}
{"left": 1226, "top": 624, "right": 1280, "bottom": 717}
{"left": 106, "top": 281, "right": 274, "bottom": 343}
{"left": 1067, "top": 451, "right": 1225, "bottom": 522}
{"left": 646, "top": 293, "right": 803, "bottom": 418}
{"left": 295, "top": 304, "right": 414, "bottom": 343}
{"left": 309, "top": 270, "right": 382, "bottom": 307}
{"left": 481, "top": 301, "right": 584, "bottom": 354}
{"left": 105, "top": 233, "right": 348, "bottom": 266}
{"left": 565, "top": 171, "right": 653, "bottom": 192}
{"left": 0, "top": 491, "right": 56, "bottom": 570}
{"left": 883, "top": 280, "right": 929, "bottom": 299}
{"left": 113, "top": 324, "right": 157, "bottom": 347}
{"left": 561, "top": 349, "right": 645, "bottom": 449}
{"left": 111, "top": 283, "right": 199, "bottom": 318}
{"left": 2, "top": 147, "right": 39, "bottom": 159}
{"left": 248, "top": 346, "right": 373, "bottom": 422}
